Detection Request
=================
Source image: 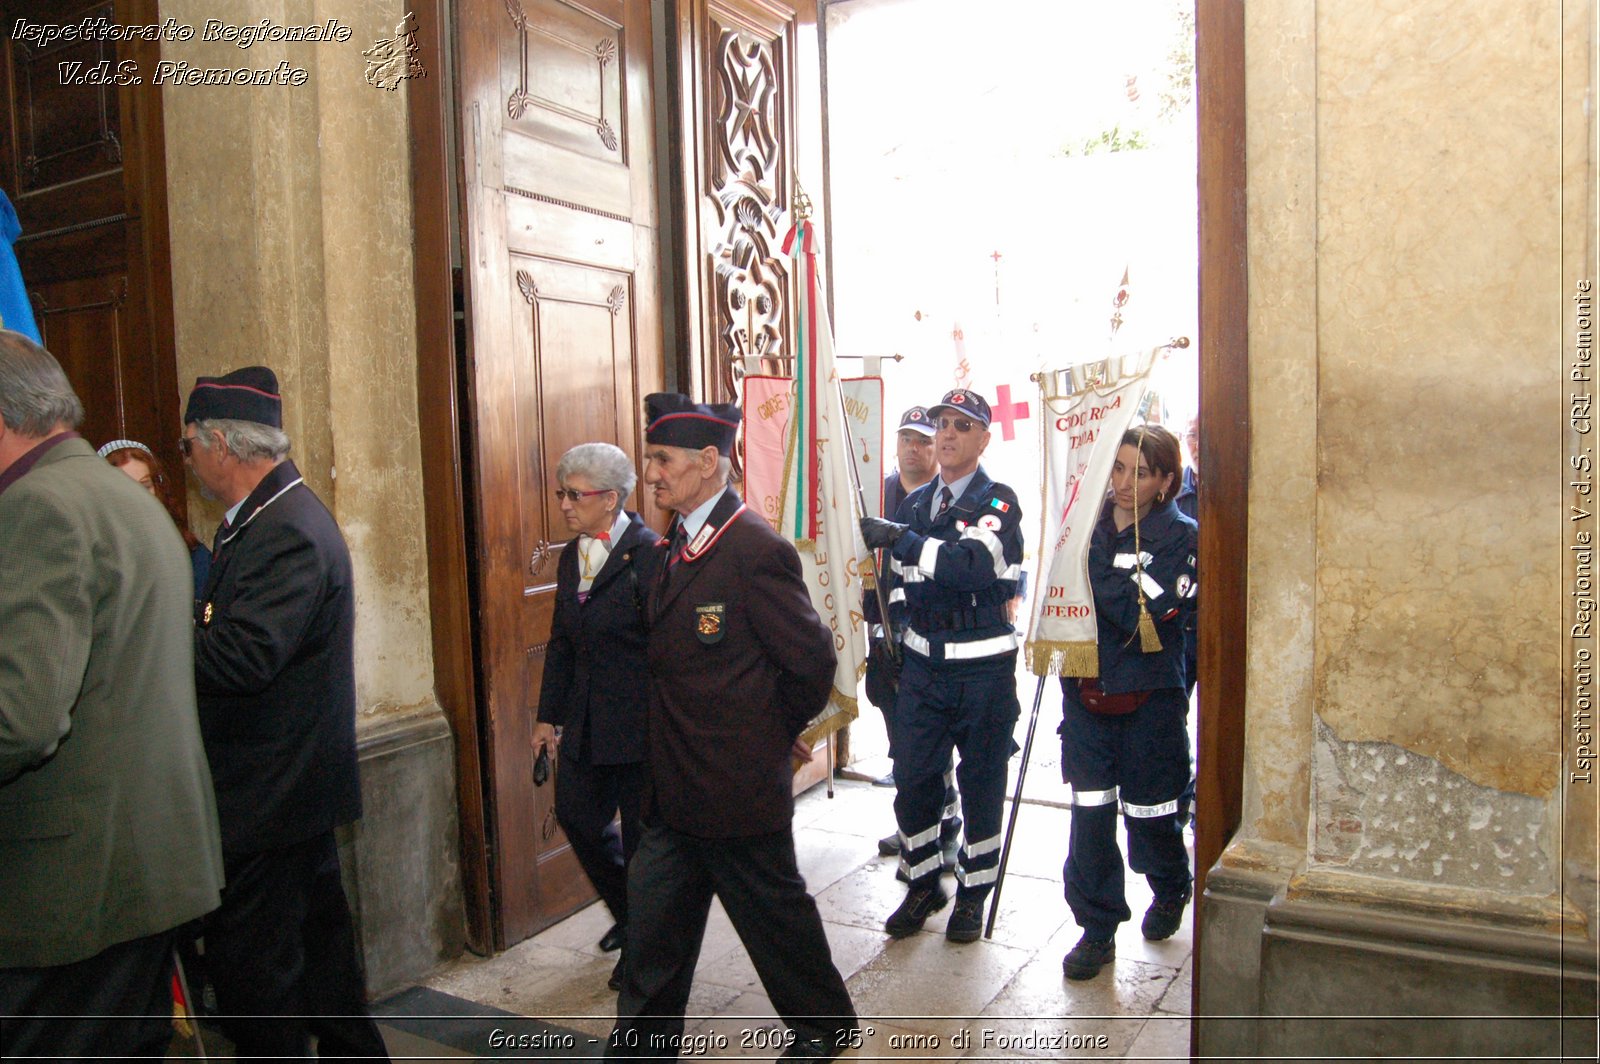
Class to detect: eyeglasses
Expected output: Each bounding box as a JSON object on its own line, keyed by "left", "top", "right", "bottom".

{"left": 178, "top": 435, "right": 198, "bottom": 458}
{"left": 554, "top": 487, "right": 612, "bottom": 502}
{"left": 936, "top": 416, "right": 978, "bottom": 433}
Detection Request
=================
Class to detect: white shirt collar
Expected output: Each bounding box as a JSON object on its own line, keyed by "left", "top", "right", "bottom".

{"left": 680, "top": 487, "right": 729, "bottom": 539}
{"left": 935, "top": 470, "right": 977, "bottom": 507}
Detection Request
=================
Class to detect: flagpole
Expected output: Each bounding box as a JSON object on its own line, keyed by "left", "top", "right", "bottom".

{"left": 788, "top": 184, "right": 898, "bottom": 657}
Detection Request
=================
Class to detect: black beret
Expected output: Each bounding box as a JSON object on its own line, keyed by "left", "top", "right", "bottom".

{"left": 184, "top": 366, "right": 282, "bottom": 428}
{"left": 644, "top": 392, "right": 740, "bottom": 455}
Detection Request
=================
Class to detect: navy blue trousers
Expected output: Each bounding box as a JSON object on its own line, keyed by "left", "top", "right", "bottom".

{"left": 555, "top": 753, "right": 645, "bottom": 927}
{"left": 202, "top": 831, "right": 389, "bottom": 1060}
{"left": 1059, "top": 684, "right": 1191, "bottom": 939}
{"left": 891, "top": 651, "right": 1019, "bottom": 897}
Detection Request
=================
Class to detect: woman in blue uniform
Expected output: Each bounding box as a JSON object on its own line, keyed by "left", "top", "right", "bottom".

{"left": 1058, "top": 423, "right": 1197, "bottom": 981}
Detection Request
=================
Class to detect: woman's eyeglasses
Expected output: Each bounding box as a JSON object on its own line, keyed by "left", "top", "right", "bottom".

{"left": 554, "top": 487, "right": 612, "bottom": 502}
{"left": 936, "top": 416, "right": 977, "bottom": 433}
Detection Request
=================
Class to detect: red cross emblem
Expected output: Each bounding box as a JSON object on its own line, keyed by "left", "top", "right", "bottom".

{"left": 991, "top": 384, "right": 1031, "bottom": 442}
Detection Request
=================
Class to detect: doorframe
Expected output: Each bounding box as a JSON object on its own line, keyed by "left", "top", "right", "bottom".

{"left": 409, "top": 0, "right": 1252, "bottom": 967}
{"left": 408, "top": 0, "right": 495, "bottom": 954}
{"left": 1192, "top": 0, "right": 1248, "bottom": 1033}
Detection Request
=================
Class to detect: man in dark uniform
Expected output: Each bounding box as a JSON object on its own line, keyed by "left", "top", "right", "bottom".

{"left": 0, "top": 335, "right": 223, "bottom": 1059}
{"left": 881, "top": 404, "right": 938, "bottom": 521}
{"left": 860, "top": 388, "right": 1024, "bottom": 944}
{"left": 866, "top": 405, "right": 961, "bottom": 869}
{"left": 609, "top": 394, "right": 856, "bottom": 1062}
{"left": 184, "top": 367, "right": 389, "bottom": 1061}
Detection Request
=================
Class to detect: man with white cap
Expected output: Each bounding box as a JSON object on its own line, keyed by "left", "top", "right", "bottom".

{"left": 860, "top": 387, "right": 1025, "bottom": 944}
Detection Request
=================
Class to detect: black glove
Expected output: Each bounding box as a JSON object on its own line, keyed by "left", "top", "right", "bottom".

{"left": 859, "top": 517, "right": 909, "bottom": 550}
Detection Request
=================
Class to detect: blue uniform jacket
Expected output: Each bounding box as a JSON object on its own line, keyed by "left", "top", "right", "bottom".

{"left": 1088, "top": 496, "right": 1198, "bottom": 694}
{"left": 885, "top": 464, "right": 1023, "bottom": 664}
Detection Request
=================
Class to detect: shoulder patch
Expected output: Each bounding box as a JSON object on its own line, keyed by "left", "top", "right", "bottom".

{"left": 989, "top": 498, "right": 1010, "bottom": 513}
{"left": 978, "top": 513, "right": 1002, "bottom": 531}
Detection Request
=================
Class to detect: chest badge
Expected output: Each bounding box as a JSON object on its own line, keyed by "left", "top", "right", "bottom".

{"left": 694, "top": 602, "right": 726, "bottom": 644}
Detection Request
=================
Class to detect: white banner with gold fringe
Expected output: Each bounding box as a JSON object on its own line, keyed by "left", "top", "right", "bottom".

{"left": 780, "top": 218, "right": 868, "bottom": 745}
{"left": 1025, "top": 348, "right": 1162, "bottom": 676}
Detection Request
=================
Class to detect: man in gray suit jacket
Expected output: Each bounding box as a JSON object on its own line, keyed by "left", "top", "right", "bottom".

{"left": 0, "top": 332, "right": 224, "bottom": 1059}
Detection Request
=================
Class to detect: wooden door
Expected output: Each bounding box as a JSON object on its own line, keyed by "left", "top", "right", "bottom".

{"left": 0, "top": 0, "right": 178, "bottom": 469}
{"left": 457, "top": 0, "right": 666, "bottom": 947}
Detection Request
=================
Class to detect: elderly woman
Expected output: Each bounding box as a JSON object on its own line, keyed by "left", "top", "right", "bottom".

{"left": 1058, "top": 424, "right": 1197, "bottom": 982}
{"left": 532, "top": 442, "right": 660, "bottom": 991}
{"left": 99, "top": 438, "right": 210, "bottom": 599}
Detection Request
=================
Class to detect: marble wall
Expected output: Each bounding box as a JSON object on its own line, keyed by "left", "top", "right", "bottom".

{"left": 1234, "top": 0, "right": 1582, "bottom": 906}
{"left": 1202, "top": 4, "right": 1595, "bottom": 1051}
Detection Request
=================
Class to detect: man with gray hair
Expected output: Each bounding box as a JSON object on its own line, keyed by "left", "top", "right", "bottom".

{"left": 0, "top": 332, "right": 223, "bottom": 1058}
{"left": 182, "top": 366, "right": 389, "bottom": 1060}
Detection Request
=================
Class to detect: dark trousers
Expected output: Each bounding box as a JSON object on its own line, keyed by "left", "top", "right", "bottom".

{"left": 556, "top": 753, "right": 645, "bottom": 925}
{"left": 1059, "top": 685, "right": 1191, "bottom": 939}
{"left": 202, "top": 831, "right": 390, "bottom": 1061}
{"left": 891, "top": 651, "right": 1019, "bottom": 896}
{"left": 0, "top": 928, "right": 175, "bottom": 1061}
{"left": 608, "top": 822, "right": 856, "bottom": 1060}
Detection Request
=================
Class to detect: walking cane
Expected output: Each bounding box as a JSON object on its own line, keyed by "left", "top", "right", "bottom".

{"left": 985, "top": 674, "right": 1047, "bottom": 939}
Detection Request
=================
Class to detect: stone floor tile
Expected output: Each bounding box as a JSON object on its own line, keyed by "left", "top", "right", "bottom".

{"left": 797, "top": 825, "right": 885, "bottom": 894}
{"left": 985, "top": 946, "right": 1179, "bottom": 1022}
{"left": 978, "top": 871, "right": 1073, "bottom": 950}
{"left": 814, "top": 862, "right": 917, "bottom": 933}
{"left": 1154, "top": 953, "right": 1193, "bottom": 1014}
{"left": 845, "top": 932, "right": 1031, "bottom": 1022}
{"left": 523, "top": 899, "right": 615, "bottom": 954}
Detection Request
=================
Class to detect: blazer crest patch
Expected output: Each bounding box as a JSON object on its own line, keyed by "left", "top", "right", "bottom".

{"left": 694, "top": 602, "right": 726, "bottom": 644}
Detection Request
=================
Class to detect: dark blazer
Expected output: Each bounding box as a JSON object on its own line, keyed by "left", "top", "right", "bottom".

{"left": 537, "top": 512, "right": 660, "bottom": 765}
{"left": 193, "top": 460, "right": 362, "bottom": 854}
{"left": 0, "top": 437, "right": 223, "bottom": 966}
{"left": 645, "top": 489, "right": 836, "bottom": 838}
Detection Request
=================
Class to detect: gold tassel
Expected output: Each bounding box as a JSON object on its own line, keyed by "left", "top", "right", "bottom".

{"left": 1130, "top": 421, "right": 1163, "bottom": 654}
{"left": 1137, "top": 602, "right": 1163, "bottom": 652}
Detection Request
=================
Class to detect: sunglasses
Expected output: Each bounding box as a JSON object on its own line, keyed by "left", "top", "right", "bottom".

{"left": 554, "top": 487, "right": 612, "bottom": 502}
{"left": 936, "top": 416, "right": 979, "bottom": 433}
{"left": 178, "top": 435, "right": 198, "bottom": 457}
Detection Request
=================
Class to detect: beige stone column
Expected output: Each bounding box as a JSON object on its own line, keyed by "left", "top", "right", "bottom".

{"left": 1203, "top": 1, "right": 1596, "bottom": 1054}
{"left": 162, "top": 0, "right": 434, "bottom": 720}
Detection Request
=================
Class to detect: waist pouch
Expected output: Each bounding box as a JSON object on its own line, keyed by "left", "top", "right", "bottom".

{"left": 1078, "top": 677, "right": 1151, "bottom": 716}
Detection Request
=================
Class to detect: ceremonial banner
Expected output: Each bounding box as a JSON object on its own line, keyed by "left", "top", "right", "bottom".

{"left": 743, "top": 376, "right": 883, "bottom": 527}
{"left": 1025, "top": 348, "right": 1161, "bottom": 677}
{"left": 742, "top": 375, "right": 793, "bottom": 530}
{"left": 842, "top": 377, "right": 884, "bottom": 517}
{"left": 780, "top": 219, "right": 869, "bottom": 744}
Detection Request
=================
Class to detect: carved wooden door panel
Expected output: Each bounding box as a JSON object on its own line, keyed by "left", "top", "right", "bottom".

{"left": 670, "top": 0, "right": 833, "bottom": 791}
{"left": 672, "top": 0, "right": 828, "bottom": 405}
{"left": 457, "top": 0, "right": 665, "bottom": 947}
{"left": 0, "top": 0, "right": 179, "bottom": 474}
